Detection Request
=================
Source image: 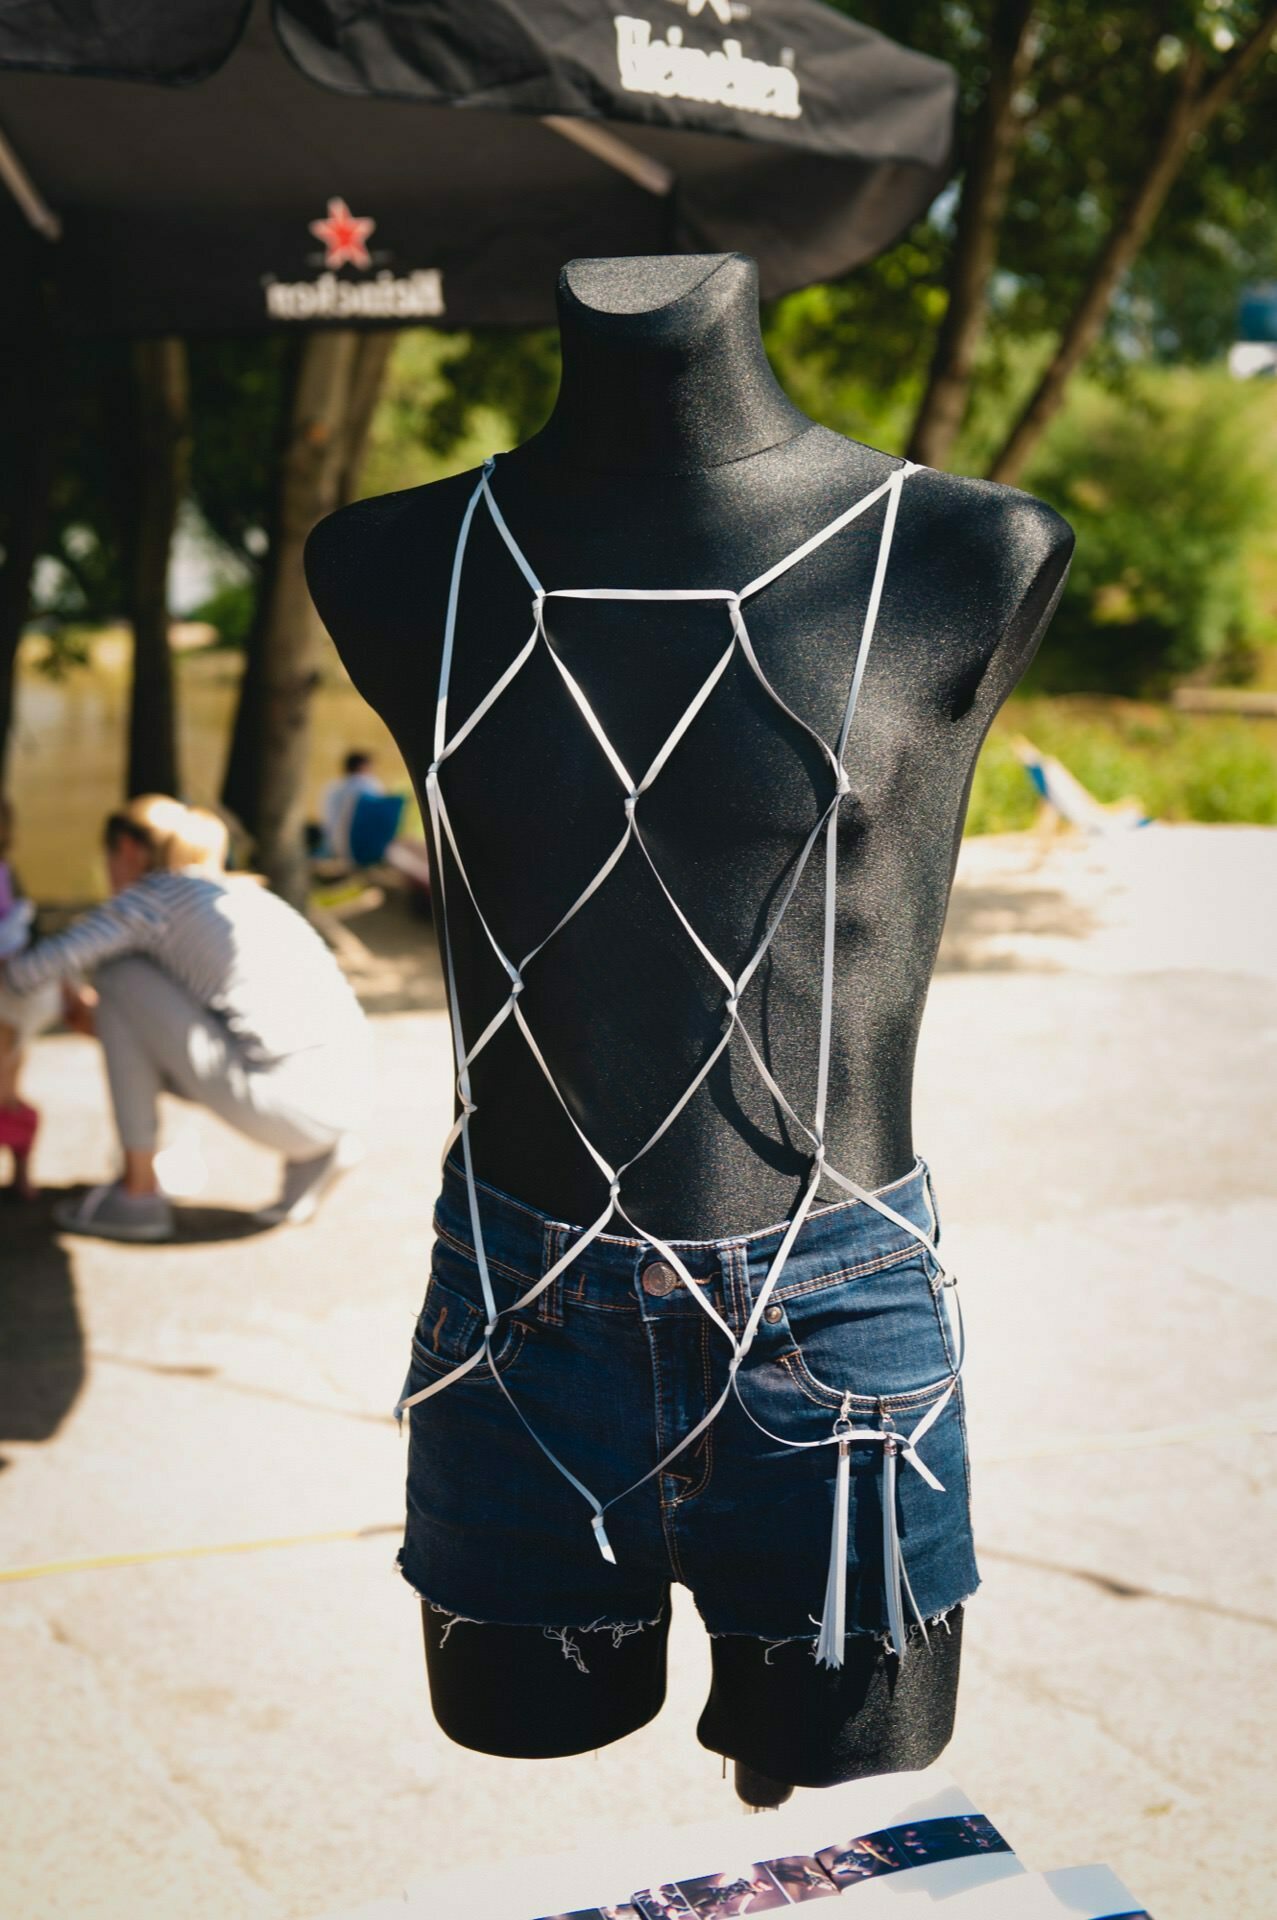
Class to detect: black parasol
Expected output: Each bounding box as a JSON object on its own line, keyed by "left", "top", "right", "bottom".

{"left": 0, "top": 0, "right": 955, "bottom": 337}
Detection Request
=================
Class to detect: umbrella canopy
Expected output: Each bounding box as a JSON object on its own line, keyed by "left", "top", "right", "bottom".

{"left": 0, "top": 0, "right": 955, "bottom": 335}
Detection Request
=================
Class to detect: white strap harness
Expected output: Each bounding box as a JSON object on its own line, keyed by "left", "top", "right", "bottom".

{"left": 398, "top": 454, "right": 964, "bottom": 1662}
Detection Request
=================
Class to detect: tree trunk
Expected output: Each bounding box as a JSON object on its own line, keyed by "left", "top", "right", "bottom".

{"left": 222, "top": 329, "right": 392, "bottom": 904}
{"left": 126, "top": 337, "right": 190, "bottom": 796}
{"left": 988, "top": 11, "right": 1277, "bottom": 486}
{"left": 219, "top": 334, "right": 299, "bottom": 842}
{"left": 337, "top": 332, "right": 395, "bottom": 503}
{"left": 906, "top": 0, "right": 1037, "bottom": 471}
{"left": 0, "top": 317, "right": 57, "bottom": 790}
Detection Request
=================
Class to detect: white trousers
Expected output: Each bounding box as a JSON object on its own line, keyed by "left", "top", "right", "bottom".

{"left": 95, "top": 956, "right": 367, "bottom": 1160}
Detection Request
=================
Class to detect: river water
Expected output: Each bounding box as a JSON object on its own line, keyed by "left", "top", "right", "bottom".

{"left": 7, "top": 633, "right": 408, "bottom": 901}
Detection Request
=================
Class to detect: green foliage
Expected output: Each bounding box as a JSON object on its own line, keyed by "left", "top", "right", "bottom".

{"left": 847, "top": 2, "right": 1277, "bottom": 370}
{"left": 186, "top": 336, "right": 292, "bottom": 576}
{"left": 356, "top": 325, "right": 560, "bottom": 489}
{"left": 990, "top": 6, "right": 1277, "bottom": 358}
{"left": 1021, "top": 370, "right": 1277, "bottom": 692}
{"left": 18, "top": 338, "right": 130, "bottom": 624}
{"left": 412, "top": 327, "right": 560, "bottom": 458}
{"left": 188, "top": 580, "right": 257, "bottom": 650}
{"left": 966, "top": 733, "right": 1040, "bottom": 835}
{"left": 357, "top": 330, "right": 523, "bottom": 497}
{"left": 21, "top": 624, "right": 94, "bottom": 681}
{"left": 967, "top": 695, "right": 1277, "bottom": 831}
{"left": 29, "top": 520, "right": 121, "bottom": 626}
{"left": 943, "top": 332, "right": 1061, "bottom": 476}
{"left": 761, "top": 229, "right": 949, "bottom": 450}
{"left": 1171, "top": 719, "right": 1277, "bottom": 819}
{"left": 1129, "top": 171, "right": 1277, "bottom": 364}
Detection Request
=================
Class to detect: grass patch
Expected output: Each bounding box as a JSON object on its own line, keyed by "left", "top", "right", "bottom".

{"left": 968, "top": 696, "right": 1277, "bottom": 834}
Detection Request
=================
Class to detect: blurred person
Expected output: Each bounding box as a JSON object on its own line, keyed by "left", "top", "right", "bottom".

{"left": 0, "top": 793, "right": 368, "bottom": 1241}
{"left": 0, "top": 796, "right": 62, "bottom": 1197}
{"left": 320, "top": 748, "right": 384, "bottom": 863}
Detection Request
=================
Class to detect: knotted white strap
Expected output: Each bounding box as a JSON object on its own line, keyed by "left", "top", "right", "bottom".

{"left": 400, "top": 453, "right": 963, "bottom": 1660}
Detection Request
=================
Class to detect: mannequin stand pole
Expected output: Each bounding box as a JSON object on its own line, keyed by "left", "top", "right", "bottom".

{"left": 734, "top": 1761, "right": 795, "bottom": 1810}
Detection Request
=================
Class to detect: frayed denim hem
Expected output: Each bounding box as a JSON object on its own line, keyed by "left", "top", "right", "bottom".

{"left": 395, "top": 1550, "right": 665, "bottom": 1673}
{"left": 706, "top": 1589, "right": 976, "bottom": 1665}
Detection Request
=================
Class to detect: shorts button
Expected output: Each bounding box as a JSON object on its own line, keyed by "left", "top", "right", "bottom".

{"left": 641, "top": 1261, "right": 679, "bottom": 1297}
{"left": 763, "top": 1303, "right": 783, "bottom": 1324}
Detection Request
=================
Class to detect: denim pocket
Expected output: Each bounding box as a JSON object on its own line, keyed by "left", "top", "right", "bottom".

{"left": 755, "top": 1251, "right": 956, "bottom": 1426}
{"left": 410, "top": 1233, "right": 527, "bottom": 1382}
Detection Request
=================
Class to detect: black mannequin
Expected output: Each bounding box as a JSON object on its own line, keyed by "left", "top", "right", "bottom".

{"left": 306, "top": 254, "right": 1073, "bottom": 1791}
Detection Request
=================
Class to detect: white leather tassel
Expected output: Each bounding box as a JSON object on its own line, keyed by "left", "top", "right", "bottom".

{"left": 882, "top": 1435, "right": 907, "bottom": 1659}
{"left": 591, "top": 1512, "right": 617, "bottom": 1565}
{"left": 815, "top": 1435, "right": 852, "bottom": 1669}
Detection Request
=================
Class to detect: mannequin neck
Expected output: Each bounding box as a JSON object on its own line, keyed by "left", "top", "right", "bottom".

{"left": 528, "top": 253, "right": 812, "bottom": 476}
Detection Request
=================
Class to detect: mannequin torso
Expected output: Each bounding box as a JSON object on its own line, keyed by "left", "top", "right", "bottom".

{"left": 307, "top": 254, "right": 1072, "bottom": 1236}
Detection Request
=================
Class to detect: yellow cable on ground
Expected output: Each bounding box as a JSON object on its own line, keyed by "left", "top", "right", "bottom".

{"left": 0, "top": 1523, "right": 400, "bottom": 1584}
{"left": 3, "top": 1414, "right": 1271, "bottom": 1586}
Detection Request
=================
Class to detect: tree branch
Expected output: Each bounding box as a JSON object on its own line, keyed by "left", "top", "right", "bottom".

{"left": 905, "top": 0, "right": 1038, "bottom": 469}
{"left": 987, "top": 9, "right": 1277, "bottom": 486}
{"left": 1195, "top": 2, "right": 1277, "bottom": 122}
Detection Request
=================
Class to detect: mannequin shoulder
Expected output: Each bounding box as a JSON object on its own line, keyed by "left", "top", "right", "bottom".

{"left": 305, "top": 468, "right": 483, "bottom": 626}
{"left": 903, "top": 465, "right": 1075, "bottom": 585}
{"left": 304, "top": 469, "right": 485, "bottom": 720}
{"left": 897, "top": 467, "right": 1075, "bottom": 703}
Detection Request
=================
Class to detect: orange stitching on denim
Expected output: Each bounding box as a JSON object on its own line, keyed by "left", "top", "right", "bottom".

{"left": 537, "top": 1223, "right": 565, "bottom": 1325}
{"left": 728, "top": 1245, "right": 748, "bottom": 1334}
{"left": 771, "top": 1240, "right": 928, "bottom": 1303}
{"left": 433, "top": 1219, "right": 539, "bottom": 1288}
{"left": 658, "top": 1474, "right": 691, "bottom": 1583}
{"left": 669, "top": 1319, "right": 715, "bottom": 1508}
{"left": 777, "top": 1349, "right": 954, "bottom": 1415}
{"left": 410, "top": 1319, "right": 527, "bottom": 1384}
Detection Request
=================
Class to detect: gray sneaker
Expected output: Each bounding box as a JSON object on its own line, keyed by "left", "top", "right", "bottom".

{"left": 55, "top": 1182, "right": 175, "bottom": 1243}
{"left": 255, "top": 1134, "right": 363, "bottom": 1228}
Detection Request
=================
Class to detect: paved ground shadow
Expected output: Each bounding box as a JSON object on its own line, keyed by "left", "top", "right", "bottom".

{"left": 0, "top": 1192, "right": 83, "bottom": 1463}
{"left": 0, "top": 1187, "right": 277, "bottom": 1467}
{"left": 51, "top": 1186, "right": 278, "bottom": 1246}
{"left": 161, "top": 1204, "right": 277, "bottom": 1244}
{"left": 937, "top": 880, "right": 1099, "bottom": 972}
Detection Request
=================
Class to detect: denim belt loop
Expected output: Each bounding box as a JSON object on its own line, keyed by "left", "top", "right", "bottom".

{"left": 538, "top": 1221, "right": 566, "bottom": 1325}
{"left": 723, "top": 1243, "right": 750, "bottom": 1340}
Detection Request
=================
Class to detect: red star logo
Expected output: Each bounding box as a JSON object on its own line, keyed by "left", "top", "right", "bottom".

{"left": 309, "top": 197, "right": 376, "bottom": 270}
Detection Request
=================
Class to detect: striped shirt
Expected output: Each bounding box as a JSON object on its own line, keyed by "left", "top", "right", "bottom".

{"left": 5, "top": 870, "right": 365, "bottom": 1062}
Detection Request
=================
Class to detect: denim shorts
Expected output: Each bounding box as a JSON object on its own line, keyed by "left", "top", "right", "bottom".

{"left": 398, "top": 1153, "right": 979, "bottom": 1651}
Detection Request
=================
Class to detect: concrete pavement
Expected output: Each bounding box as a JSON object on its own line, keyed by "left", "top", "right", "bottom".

{"left": 2, "top": 825, "right": 1274, "bottom": 1918}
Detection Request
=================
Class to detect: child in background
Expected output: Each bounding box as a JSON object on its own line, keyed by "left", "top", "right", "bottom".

{"left": 0, "top": 798, "right": 62, "bottom": 1197}
{"left": 320, "top": 749, "right": 384, "bottom": 864}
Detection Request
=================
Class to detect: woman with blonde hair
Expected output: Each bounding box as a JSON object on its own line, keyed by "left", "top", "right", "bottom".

{"left": 1, "top": 794, "right": 368, "bottom": 1240}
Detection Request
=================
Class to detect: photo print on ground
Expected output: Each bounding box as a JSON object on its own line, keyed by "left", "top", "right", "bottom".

{"left": 536, "top": 1908, "right": 642, "bottom": 1920}
{"left": 764, "top": 1854, "right": 840, "bottom": 1901}
{"left": 536, "top": 1907, "right": 642, "bottom": 1920}
{"left": 815, "top": 1813, "right": 1011, "bottom": 1888}
{"left": 631, "top": 1891, "right": 697, "bottom": 1920}
{"left": 535, "top": 1812, "right": 1015, "bottom": 1919}
{"left": 672, "top": 1862, "right": 790, "bottom": 1914}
